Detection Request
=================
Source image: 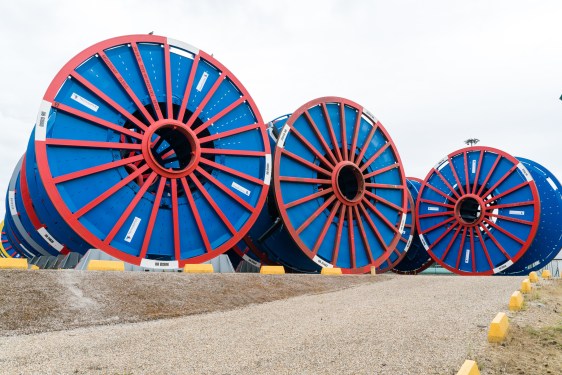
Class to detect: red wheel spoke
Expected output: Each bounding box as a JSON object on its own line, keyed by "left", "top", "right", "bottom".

{"left": 439, "top": 226, "right": 462, "bottom": 261}
{"left": 320, "top": 103, "right": 343, "bottom": 162}
{"left": 359, "top": 143, "right": 390, "bottom": 172}
{"left": 193, "top": 97, "right": 246, "bottom": 136}
{"left": 279, "top": 176, "right": 332, "bottom": 185}
{"left": 364, "top": 183, "right": 404, "bottom": 190}
{"left": 286, "top": 188, "right": 334, "bottom": 209}
{"left": 348, "top": 108, "right": 363, "bottom": 162}
{"left": 427, "top": 221, "right": 459, "bottom": 251}
{"left": 45, "top": 139, "right": 142, "bottom": 151}
{"left": 303, "top": 110, "right": 338, "bottom": 166}
{"left": 353, "top": 205, "right": 374, "bottom": 264}
{"left": 177, "top": 54, "right": 201, "bottom": 121}
{"left": 354, "top": 122, "right": 378, "bottom": 165}
{"left": 364, "top": 190, "right": 403, "bottom": 212}
{"left": 479, "top": 224, "right": 512, "bottom": 260}
{"left": 476, "top": 227, "right": 494, "bottom": 269}
{"left": 483, "top": 181, "right": 529, "bottom": 204}
{"left": 139, "top": 177, "right": 167, "bottom": 258}
{"left": 433, "top": 168, "right": 461, "bottom": 199}
{"left": 471, "top": 150, "right": 484, "bottom": 194}
{"left": 104, "top": 172, "right": 158, "bottom": 244}
{"left": 171, "top": 179, "right": 181, "bottom": 260}
{"left": 290, "top": 126, "right": 335, "bottom": 169}
{"left": 189, "top": 174, "right": 236, "bottom": 235}
{"left": 200, "top": 148, "right": 266, "bottom": 157}
{"left": 347, "top": 206, "right": 356, "bottom": 269}
{"left": 418, "top": 198, "right": 455, "bottom": 209}
{"left": 73, "top": 164, "right": 149, "bottom": 219}
{"left": 483, "top": 218, "right": 525, "bottom": 245}
{"left": 418, "top": 210, "right": 455, "bottom": 219}
{"left": 424, "top": 183, "right": 458, "bottom": 204}
{"left": 185, "top": 75, "right": 224, "bottom": 128}
{"left": 280, "top": 148, "right": 331, "bottom": 175}
{"left": 362, "top": 197, "right": 400, "bottom": 235}
{"left": 455, "top": 227, "right": 468, "bottom": 269}
{"left": 463, "top": 152, "right": 470, "bottom": 194}
{"left": 196, "top": 167, "right": 254, "bottom": 212}
{"left": 481, "top": 164, "right": 518, "bottom": 199}
{"left": 419, "top": 216, "right": 456, "bottom": 235}
{"left": 53, "top": 154, "right": 144, "bottom": 184}
{"left": 363, "top": 163, "right": 400, "bottom": 180}
{"left": 163, "top": 43, "right": 173, "bottom": 119}
{"left": 339, "top": 102, "right": 348, "bottom": 161}
{"left": 296, "top": 196, "right": 337, "bottom": 234}
{"left": 198, "top": 123, "right": 260, "bottom": 143}
{"left": 199, "top": 158, "right": 264, "bottom": 186}
{"left": 311, "top": 200, "right": 341, "bottom": 256}
{"left": 476, "top": 155, "right": 501, "bottom": 196}
{"left": 486, "top": 213, "right": 534, "bottom": 226}
{"left": 131, "top": 42, "right": 164, "bottom": 120}
{"left": 358, "top": 202, "right": 387, "bottom": 250}
{"left": 69, "top": 72, "right": 148, "bottom": 132}
{"left": 331, "top": 205, "right": 347, "bottom": 265}
{"left": 488, "top": 201, "right": 535, "bottom": 210}
{"left": 448, "top": 156, "right": 466, "bottom": 195}
{"left": 98, "top": 50, "right": 155, "bottom": 123}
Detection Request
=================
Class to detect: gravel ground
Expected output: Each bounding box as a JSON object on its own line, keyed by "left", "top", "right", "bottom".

{"left": 0, "top": 275, "right": 521, "bottom": 374}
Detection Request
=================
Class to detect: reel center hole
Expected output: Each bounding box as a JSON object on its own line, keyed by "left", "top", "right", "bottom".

{"left": 150, "top": 125, "right": 194, "bottom": 172}
{"left": 458, "top": 196, "right": 482, "bottom": 224}
{"left": 336, "top": 164, "right": 364, "bottom": 202}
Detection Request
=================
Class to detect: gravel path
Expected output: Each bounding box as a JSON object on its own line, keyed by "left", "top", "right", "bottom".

{"left": 0, "top": 275, "right": 521, "bottom": 374}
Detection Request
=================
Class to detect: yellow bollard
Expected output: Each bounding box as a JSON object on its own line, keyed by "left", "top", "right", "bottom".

{"left": 529, "top": 271, "right": 539, "bottom": 283}
{"left": 508, "top": 291, "right": 524, "bottom": 311}
{"left": 86, "top": 260, "right": 125, "bottom": 271}
{"left": 260, "top": 265, "right": 285, "bottom": 274}
{"left": 370, "top": 266, "right": 377, "bottom": 275}
{"left": 456, "top": 360, "right": 480, "bottom": 375}
{"left": 0, "top": 258, "right": 28, "bottom": 270}
{"left": 520, "top": 278, "right": 532, "bottom": 293}
{"left": 488, "top": 312, "right": 509, "bottom": 343}
{"left": 541, "top": 270, "right": 551, "bottom": 279}
{"left": 321, "top": 267, "right": 342, "bottom": 275}
{"left": 183, "top": 264, "right": 214, "bottom": 273}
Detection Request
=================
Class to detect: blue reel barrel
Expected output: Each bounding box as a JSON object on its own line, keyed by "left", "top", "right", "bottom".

{"left": 391, "top": 178, "right": 435, "bottom": 274}
{"left": 0, "top": 220, "right": 21, "bottom": 258}
{"left": 25, "top": 35, "right": 271, "bottom": 269}
{"left": 416, "top": 146, "right": 541, "bottom": 275}
{"left": 252, "top": 97, "right": 408, "bottom": 274}
{"left": 500, "top": 157, "right": 561, "bottom": 275}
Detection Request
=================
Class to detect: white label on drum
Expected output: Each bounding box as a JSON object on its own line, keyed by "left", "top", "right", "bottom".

{"left": 196, "top": 71, "right": 209, "bottom": 92}
{"left": 125, "top": 217, "right": 141, "bottom": 243}
{"left": 464, "top": 249, "right": 470, "bottom": 264}
{"left": 231, "top": 181, "right": 251, "bottom": 196}
{"left": 405, "top": 235, "right": 414, "bottom": 251}
{"left": 264, "top": 154, "right": 272, "bottom": 185}
{"left": 398, "top": 213, "right": 406, "bottom": 234}
{"left": 419, "top": 234, "right": 429, "bottom": 250}
{"left": 508, "top": 210, "right": 525, "bottom": 216}
{"left": 546, "top": 177, "right": 558, "bottom": 191}
{"left": 276, "top": 124, "right": 290, "bottom": 148}
{"left": 471, "top": 160, "right": 476, "bottom": 173}
{"left": 8, "top": 191, "right": 17, "bottom": 216}
{"left": 428, "top": 206, "right": 439, "bottom": 212}
{"left": 312, "top": 255, "right": 333, "bottom": 268}
{"left": 140, "top": 258, "right": 179, "bottom": 270}
{"left": 517, "top": 163, "right": 533, "bottom": 182}
{"left": 242, "top": 254, "right": 261, "bottom": 268}
{"left": 493, "top": 260, "right": 513, "bottom": 273}
{"left": 38, "top": 227, "right": 64, "bottom": 252}
{"left": 434, "top": 157, "right": 448, "bottom": 170}
{"left": 35, "top": 100, "right": 52, "bottom": 141}
{"left": 71, "top": 93, "right": 99, "bottom": 112}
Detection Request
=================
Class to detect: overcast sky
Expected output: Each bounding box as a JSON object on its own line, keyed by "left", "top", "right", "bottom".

{"left": 0, "top": 0, "right": 561, "bottom": 219}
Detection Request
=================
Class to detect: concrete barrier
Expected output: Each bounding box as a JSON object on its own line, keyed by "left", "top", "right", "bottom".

{"left": 520, "top": 278, "right": 532, "bottom": 293}
{"left": 456, "top": 360, "right": 480, "bottom": 375}
{"left": 321, "top": 267, "right": 342, "bottom": 275}
{"left": 488, "top": 312, "right": 509, "bottom": 343}
{"left": 529, "top": 271, "right": 539, "bottom": 283}
{"left": 0, "top": 258, "right": 28, "bottom": 270}
{"left": 86, "top": 260, "right": 125, "bottom": 271}
{"left": 541, "top": 270, "right": 551, "bottom": 279}
{"left": 260, "top": 265, "right": 285, "bottom": 274}
{"left": 183, "top": 264, "right": 214, "bottom": 273}
{"left": 508, "top": 291, "right": 524, "bottom": 311}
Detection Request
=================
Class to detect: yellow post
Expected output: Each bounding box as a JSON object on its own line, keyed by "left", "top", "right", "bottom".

{"left": 260, "top": 265, "right": 285, "bottom": 274}
{"left": 520, "top": 278, "right": 532, "bottom": 294}
{"left": 508, "top": 291, "right": 524, "bottom": 311}
{"left": 370, "top": 266, "right": 376, "bottom": 275}
{"left": 183, "top": 264, "right": 214, "bottom": 273}
{"left": 321, "top": 267, "right": 342, "bottom": 275}
{"left": 529, "top": 271, "right": 539, "bottom": 283}
{"left": 456, "top": 360, "right": 480, "bottom": 375}
{"left": 86, "top": 260, "right": 125, "bottom": 271}
{"left": 488, "top": 312, "right": 509, "bottom": 343}
{"left": 0, "top": 258, "right": 28, "bottom": 270}
{"left": 541, "top": 270, "right": 551, "bottom": 279}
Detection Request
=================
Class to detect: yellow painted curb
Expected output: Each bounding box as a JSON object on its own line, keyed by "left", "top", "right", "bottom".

{"left": 529, "top": 271, "right": 539, "bottom": 283}
{"left": 183, "top": 264, "right": 214, "bottom": 273}
{"left": 488, "top": 312, "right": 509, "bottom": 343}
{"left": 29, "top": 265, "right": 40, "bottom": 270}
{"left": 508, "top": 291, "right": 524, "bottom": 311}
{"left": 0, "top": 258, "right": 28, "bottom": 270}
{"left": 260, "top": 265, "right": 285, "bottom": 274}
{"left": 456, "top": 360, "right": 480, "bottom": 375}
{"left": 520, "top": 278, "right": 532, "bottom": 293}
{"left": 86, "top": 260, "right": 125, "bottom": 271}
{"left": 541, "top": 270, "right": 551, "bottom": 279}
{"left": 321, "top": 267, "right": 342, "bottom": 275}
